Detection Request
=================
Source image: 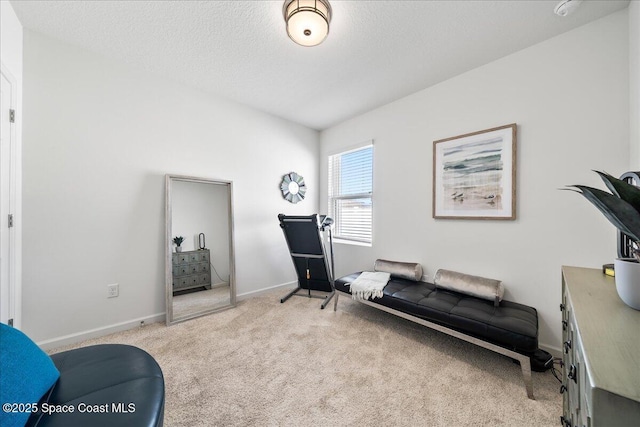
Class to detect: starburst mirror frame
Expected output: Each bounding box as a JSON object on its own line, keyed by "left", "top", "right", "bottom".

{"left": 280, "top": 172, "right": 307, "bottom": 204}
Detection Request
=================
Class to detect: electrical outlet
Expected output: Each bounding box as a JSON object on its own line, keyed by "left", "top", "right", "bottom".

{"left": 107, "top": 283, "right": 119, "bottom": 298}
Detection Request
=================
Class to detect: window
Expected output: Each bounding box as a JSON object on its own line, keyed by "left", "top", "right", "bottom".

{"left": 328, "top": 143, "right": 373, "bottom": 244}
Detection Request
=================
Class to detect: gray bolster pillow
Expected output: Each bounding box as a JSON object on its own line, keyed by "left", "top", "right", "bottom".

{"left": 374, "top": 259, "right": 423, "bottom": 282}
{"left": 433, "top": 269, "right": 504, "bottom": 306}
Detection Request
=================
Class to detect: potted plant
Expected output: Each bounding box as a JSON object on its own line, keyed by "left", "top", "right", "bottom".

{"left": 173, "top": 236, "right": 185, "bottom": 253}
{"left": 567, "top": 170, "right": 640, "bottom": 310}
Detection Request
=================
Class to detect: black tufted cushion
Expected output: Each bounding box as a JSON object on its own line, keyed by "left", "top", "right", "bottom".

{"left": 336, "top": 273, "right": 538, "bottom": 353}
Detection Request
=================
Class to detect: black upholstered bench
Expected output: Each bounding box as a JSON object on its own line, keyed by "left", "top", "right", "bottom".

{"left": 334, "top": 273, "right": 539, "bottom": 399}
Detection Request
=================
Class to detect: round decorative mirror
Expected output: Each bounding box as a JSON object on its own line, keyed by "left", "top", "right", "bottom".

{"left": 280, "top": 172, "right": 306, "bottom": 204}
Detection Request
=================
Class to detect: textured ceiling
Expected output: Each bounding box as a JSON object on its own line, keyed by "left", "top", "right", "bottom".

{"left": 10, "top": 0, "right": 630, "bottom": 130}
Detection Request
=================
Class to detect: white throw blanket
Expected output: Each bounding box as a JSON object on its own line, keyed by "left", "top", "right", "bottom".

{"left": 349, "top": 271, "right": 390, "bottom": 300}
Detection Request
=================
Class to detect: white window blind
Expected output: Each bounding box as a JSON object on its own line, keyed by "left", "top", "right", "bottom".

{"left": 328, "top": 144, "right": 373, "bottom": 244}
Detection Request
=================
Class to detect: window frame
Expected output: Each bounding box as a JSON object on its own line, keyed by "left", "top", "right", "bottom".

{"left": 327, "top": 141, "right": 374, "bottom": 245}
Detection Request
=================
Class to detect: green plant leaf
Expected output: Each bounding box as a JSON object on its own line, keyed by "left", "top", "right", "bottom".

{"left": 568, "top": 185, "right": 640, "bottom": 242}
{"left": 595, "top": 171, "right": 640, "bottom": 215}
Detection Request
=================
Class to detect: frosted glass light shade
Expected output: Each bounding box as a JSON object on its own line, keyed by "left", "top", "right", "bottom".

{"left": 283, "top": 0, "right": 332, "bottom": 47}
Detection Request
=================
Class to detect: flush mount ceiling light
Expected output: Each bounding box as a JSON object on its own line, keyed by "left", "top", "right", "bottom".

{"left": 283, "top": 0, "right": 332, "bottom": 47}
{"left": 554, "top": 0, "right": 583, "bottom": 17}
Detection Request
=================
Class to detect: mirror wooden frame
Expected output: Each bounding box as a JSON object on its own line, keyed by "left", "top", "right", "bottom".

{"left": 165, "top": 174, "right": 237, "bottom": 325}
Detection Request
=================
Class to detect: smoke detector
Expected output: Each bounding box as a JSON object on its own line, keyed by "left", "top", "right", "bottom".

{"left": 554, "top": 0, "right": 583, "bottom": 17}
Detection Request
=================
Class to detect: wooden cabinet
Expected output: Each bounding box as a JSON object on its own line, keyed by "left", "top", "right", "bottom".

{"left": 172, "top": 249, "right": 211, "bottom": 293}
{"left": 561, "top": 267, "right": 640, "bottom": 427}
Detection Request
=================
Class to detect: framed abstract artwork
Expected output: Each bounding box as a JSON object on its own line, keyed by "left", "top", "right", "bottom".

{"left": 432, "top": 123, "right": 516, "bottom": 220}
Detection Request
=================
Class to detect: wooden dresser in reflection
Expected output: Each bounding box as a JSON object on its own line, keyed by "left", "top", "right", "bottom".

{"left": 172, "top": 249, "right": 211, "bottom": 293}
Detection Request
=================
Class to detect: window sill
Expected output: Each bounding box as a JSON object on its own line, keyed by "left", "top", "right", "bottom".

{"left": 333, "top": 238, "right": 372, "bottom": 247}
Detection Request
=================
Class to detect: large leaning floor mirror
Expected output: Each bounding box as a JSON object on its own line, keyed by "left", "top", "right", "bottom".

{"left": 165, "top": 174, "right": 236, "bottom": 325}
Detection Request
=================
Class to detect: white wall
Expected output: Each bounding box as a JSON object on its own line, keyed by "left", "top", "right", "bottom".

{"left": 320, "top": 11, "right": 630, "bottom": 351}
{"left": 1, "top": 2, "right": 22, "bottom": 77}
{"left": 0, "top": 0, "right": 23, "bottom": 329}
{"left": 22, "top": 31, "right": 319, "bottom": 344}
{"left": 172, "top": 180, "right": 230, "bottom": 283}
{"left": 631, "top": 1, "right": 640, "bottom": 168}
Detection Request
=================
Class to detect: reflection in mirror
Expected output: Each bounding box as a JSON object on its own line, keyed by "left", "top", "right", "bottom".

{"left": 288, "top": 181, "right": 300, "bottom": 195}
{"left": 166, "top": 175, "right": 236, "bottom": 325}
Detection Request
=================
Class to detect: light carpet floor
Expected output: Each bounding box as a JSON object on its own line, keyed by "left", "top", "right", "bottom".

{"left": 51, "top": 289, "right": 562, "bottom": 426}
{"left": 173, "top": 285, "right": 231, "bottom": 319}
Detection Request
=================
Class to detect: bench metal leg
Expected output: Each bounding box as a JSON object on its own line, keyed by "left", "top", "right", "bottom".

{"left": 516, "top": 353, "right": 534, "bottom": 400}
{"left": 333, "top": 292, "right": 339, "bottom": 311}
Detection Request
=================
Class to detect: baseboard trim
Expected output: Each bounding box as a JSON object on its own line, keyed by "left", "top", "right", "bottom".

{"left": 237, "top": 281, "right": 296, "bottom": 301}
{"left": 37, "top": 312, "right": 165, "bottom": 351}
{"left": 37, "top": 282, "right": 299, "bottom": 350}
{"left": 36, "top": 290, "right": 565, "bottom": 358}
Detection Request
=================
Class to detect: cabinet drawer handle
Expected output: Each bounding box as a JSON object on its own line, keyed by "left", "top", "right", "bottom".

{"left": 559, "top": 384, "right": 567, "bottom": 394}
{"left": 563, "top": 340, "right": 572, "bottom": 354}
{"left": 562, "top": 320, "right": 568, "bottom": 331}
{"left": 568, "top": 364, "right": 577, "bottom": 383}
{"left": 560, "top": 303, "right": 566, "bottom": 311}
